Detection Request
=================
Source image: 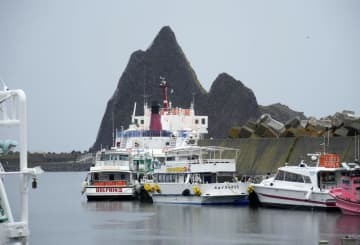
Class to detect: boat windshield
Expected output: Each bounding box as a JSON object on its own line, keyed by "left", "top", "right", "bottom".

{"left": 90, "top": 172, "right": 130, "bottom": 185}
{"left": 97, "top": 153, "right": 129, "bottom": 161}
{"left": 275, "top": 170, "right": 311, "bottom": 183}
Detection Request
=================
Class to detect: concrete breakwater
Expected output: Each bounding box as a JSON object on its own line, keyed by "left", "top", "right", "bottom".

{"left": 2, "top": 160, "right": 92, "bottom": 172}
{"left": 1, "top": 152, "right": 93, "bottom": 171}
{"left": 1, "top": 136, "right": 356, "bottom": 173}
{"left": 199, "top": 136, "right": 357, "bottom": 175}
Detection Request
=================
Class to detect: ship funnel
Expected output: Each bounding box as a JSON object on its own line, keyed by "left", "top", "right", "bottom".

{"left": 149, "top": 101, "right": 162, "bottom": 131}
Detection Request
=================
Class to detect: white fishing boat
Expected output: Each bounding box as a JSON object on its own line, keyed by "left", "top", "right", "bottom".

{"left": 0, "top": 85, "right": 43, "bottom": 243}
{"left": 143, "top": 146, "right": 249, "bottom": 205}
{"left": 250, "top": 153, "right": 342, "bottom": 210}
{"left": 82, "top": 148, "right": 140, "bottom": 200}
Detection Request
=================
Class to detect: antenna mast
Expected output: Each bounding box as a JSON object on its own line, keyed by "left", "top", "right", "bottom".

{"left": 159, "top": 76, "right": 169, "bottom": 110}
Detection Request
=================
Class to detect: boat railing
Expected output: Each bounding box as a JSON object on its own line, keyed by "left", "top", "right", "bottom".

{"left": 0, "top": 88, "right": 43, "bottom": 243}
{"left": 96, "top": 160, "right": 131, "bottom": 167}
{"left": 202, "top": 159, "right": 235, "bottom": 165}
{"left": 91, "top": 180, "right": 128, "bottom": 186}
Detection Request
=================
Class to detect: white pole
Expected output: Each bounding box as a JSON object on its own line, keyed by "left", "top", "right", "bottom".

{"left": 355, "top": 133, "right": 358, "bottom": 161}
{"left": 18, "top": 90, "right": 29, "bottom": 245}
{"left": 358, "top": 134, "right": 360, "bottom": 161}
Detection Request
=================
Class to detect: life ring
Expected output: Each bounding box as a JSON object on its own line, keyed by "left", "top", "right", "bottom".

{"left": 192, "top": 185, "right": 202, "bottom": 196}
{"left": 153, "top": 184, "right": 161, "bottom": 193}
{"left": 144, "top": 183, "right": 152, "bottom": 192}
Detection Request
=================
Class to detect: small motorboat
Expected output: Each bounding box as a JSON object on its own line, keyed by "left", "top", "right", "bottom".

{"left": 250, "top": 153, "right": 342, "bottom": 210}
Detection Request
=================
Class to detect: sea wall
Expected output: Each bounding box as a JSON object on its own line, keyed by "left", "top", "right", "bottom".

{"left": 199, "top": 136, "right": 356, "bottom": 175}
{"left": 1, "top": 136, "right": 356, "bottom": 173}
{"left": 1, "top": 161, "right": 92, "bottom": 172}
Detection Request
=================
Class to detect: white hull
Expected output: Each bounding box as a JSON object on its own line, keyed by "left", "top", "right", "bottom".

{"left": 253, "top": 185, "right": 336, "bottom": 209}
{"left": 150, "top": 182, "right": 249, "bottom": 205}
{"left": 85, "top": 186, "right": 136, "bottom": 200}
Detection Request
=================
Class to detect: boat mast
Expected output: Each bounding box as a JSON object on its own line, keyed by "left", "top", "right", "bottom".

{"left": 159, "top": 77, "right": 168, "bottom": 111}
{"left": 112, "top": 110, "right": 115, "bottom": 147}
{"left": 355, "top": 132, "right": 358, "bottom": 162}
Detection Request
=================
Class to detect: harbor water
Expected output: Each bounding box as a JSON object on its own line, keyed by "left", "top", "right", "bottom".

{"left": 5, "top": 172, "right": 360, "bottom": 245}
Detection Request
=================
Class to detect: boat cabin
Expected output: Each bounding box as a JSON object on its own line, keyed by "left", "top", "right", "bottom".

{"left": 153, "top": 146, "right": 239, "bottom": 184}
{"left": 273, "top": 163, "right": 341, "bottom": 191}
{"left": 339, "top": 169, "right": 360, "bottom": 202}
{"left": 87, "top": 171, "right": 135, "bottom": 187}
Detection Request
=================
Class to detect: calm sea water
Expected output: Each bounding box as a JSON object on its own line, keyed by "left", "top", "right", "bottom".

{"left": 4, "top": 172, "right": 360, "bottom": 245}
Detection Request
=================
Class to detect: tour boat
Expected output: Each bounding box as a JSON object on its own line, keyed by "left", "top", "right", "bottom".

{"left": 82, "top": 148, "right": 140, "bottom": 200}
{"left": 0, "top": 86, "right": 43, "bottom": 243}
{"left": 250, "top": 153, "right": 342, "bottom": 209}
{"left": 143, "top": 146, "right": 249, "bottom": 205}
{"left": 329, "top": 163, "right": 360, "bottom": 215}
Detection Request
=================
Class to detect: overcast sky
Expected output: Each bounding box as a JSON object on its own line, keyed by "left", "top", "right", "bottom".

{"left": 0, "top": 0, "right": 359, "bottom": 152}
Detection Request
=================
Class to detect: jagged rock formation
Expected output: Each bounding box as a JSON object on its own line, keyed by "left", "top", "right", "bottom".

{"left": 206, "top": 73, "right": 260, "bottom": 137}
{"left": 91, "top": 26, "right": 303, "bottom": 151}
{"left": 92, "top": 26, "right": 206, "bottom": 151}
{"left": 260, "top": 103, "right": 306, "bottom": 122}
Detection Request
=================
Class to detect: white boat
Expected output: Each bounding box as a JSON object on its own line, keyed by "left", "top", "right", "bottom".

{"left": 84, "top": 78, "right": 209, "bottom": 200}
{"left": 113, "top": 77, "right": 208, "bottom": 166}
{"left": 82, "top": 148, "right": 140, "bottom": 200}
{"left": 250, "top": 153, "right": 342, "bottom": 210}
{"left": 144, "top": 146, "right": 249, "bottom": 205}
{"left": 0, "top": 85, "right": 43, "bottom": 243}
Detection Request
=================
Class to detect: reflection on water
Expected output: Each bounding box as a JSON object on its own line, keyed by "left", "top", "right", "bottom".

{"left": 336, "top": 215, "right": 360, "bottom": 234}
{"left": 80, "top": 200, "right": 359, "bottom": 245}
{"left": 4, "top": 172, "right": 360, "bottom": 245}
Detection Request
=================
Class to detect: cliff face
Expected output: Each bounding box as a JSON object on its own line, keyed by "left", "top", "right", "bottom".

{"left": 205, "top": 73, "right": 260, "bottom": 137}
{"left": 91, "top": 26, "right": 207, "bottom": 151}
{"left": 260, "top": 103, "right": 306, "bottom": 122}
{"left": 91, "top": 26, "right": 302, "bottom": 151}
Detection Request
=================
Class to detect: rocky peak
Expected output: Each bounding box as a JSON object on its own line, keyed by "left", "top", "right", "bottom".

{"left": 91, "top": 26, "right": 206, "bottom": 151}
{"left": 91, "top": 27, "right": 303, "bottom": 151}
{"left": 149, "top": 26, "right": 178, "bottom": 51}
{"left": 205, "top": 73, "right": 260, "bottom": 137}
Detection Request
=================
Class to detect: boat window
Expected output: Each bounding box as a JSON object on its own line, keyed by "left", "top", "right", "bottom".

{"left": 165, "top": 175, "right": 171, "bottom": 183}
{"left": 109, "top": 174, "right": 114, "bottom": 181}
{"left": 195, "top": 119, "right": 199, "bottom": 124}
{"left": 304, "top": 176, "right": 311, "bottom": 183}
{"left": 354, "top": 179, "right": 360, "bottom": 184}
{"left": 342, "top": 179, "right": 350, "bottom": 185}
{"left": 284, "top": 172, "right": 304, "bottom": 183}
{"left": 202, "top": 118, "right": 206, "bottom": 125}
{"left": 140, "top": 119, "right": 144, "bottom": 125}
{"left": 93, "top": 173, "right": 99, "bottom": 180}
{"left": 119, "top": 154, "right": 129, "bottom": 160}
{"left": 320, "top": 172, "right": 336, "bottom": 183}
{"left": 166, "top": 156, "right": 175, "bottom": 161}
{"left": 275, "top": 170, "right": 285, "bottom": 181}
